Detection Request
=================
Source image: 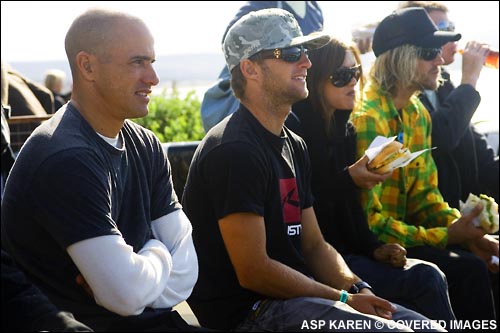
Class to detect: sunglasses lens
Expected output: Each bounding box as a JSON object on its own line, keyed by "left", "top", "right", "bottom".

{"left": 281, "top": 46, "right": 307, "bottom": 63}
{"left": 254, "top": 46, "right": 308, "bottom": 63}
{"left": 437, "top": 21, "right": 455, "bottom": 32}
{"left": 419, "top": 48, "right": 441, "bottom": 61}
{"left": 330, "top": 65, "right": 361, "bottom": 87}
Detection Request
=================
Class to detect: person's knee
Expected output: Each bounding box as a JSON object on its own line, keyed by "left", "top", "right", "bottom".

{"left": 412, "top": 261, "right": 448, "bottom": 288}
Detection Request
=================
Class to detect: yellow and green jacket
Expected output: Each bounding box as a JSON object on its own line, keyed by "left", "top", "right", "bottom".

{"left": 350, "top": 82, "right": 460, "bottom": 248}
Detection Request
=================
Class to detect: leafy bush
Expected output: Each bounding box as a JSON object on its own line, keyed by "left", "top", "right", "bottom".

{"left": 133, "top": 88, "right": 205, "bottom": 142}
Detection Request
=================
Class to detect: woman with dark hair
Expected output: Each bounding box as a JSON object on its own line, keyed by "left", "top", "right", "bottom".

{"left": 286, "top": 36, "right": 456, "bottom": 321}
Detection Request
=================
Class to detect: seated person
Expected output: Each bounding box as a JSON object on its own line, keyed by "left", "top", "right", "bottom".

{"left": 1, "top": 8, "right": 199, "bottom": 332}
{"left": 399, "top": 0, "right": 499, "bottom": 208}
{"left": 350, "top": 7, "right": 498, "bottom": 321}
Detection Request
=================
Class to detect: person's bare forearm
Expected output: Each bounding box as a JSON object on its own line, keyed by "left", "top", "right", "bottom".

{"left": 219, "top": 211, "right": 345, "bottom": 302}
{"left": 304, "top": 239, "right": 359, "bottom": 290}
{"left": 300, "top": 207, "right": 360, "bottom": 290}
{"left": 239, "top": 254, "right": 343, "bottom": 301}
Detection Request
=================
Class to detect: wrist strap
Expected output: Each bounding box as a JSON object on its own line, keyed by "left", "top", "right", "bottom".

{"left": 339, "top": 289, "right": 349, "bottom": 303}
{"left": 349, "top": 281, "right": 373, "bottom": 294}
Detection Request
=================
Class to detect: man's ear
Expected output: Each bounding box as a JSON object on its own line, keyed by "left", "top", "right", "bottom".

{"left": 76, "top": 52, "right": 95, "bottom": 80}
{"left": 240, "top": 59, "right": 259, "bottom": 79}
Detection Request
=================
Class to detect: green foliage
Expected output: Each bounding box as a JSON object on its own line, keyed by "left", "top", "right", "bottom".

{"left": 132, "top": 88, "right": 205, "bottom": 142}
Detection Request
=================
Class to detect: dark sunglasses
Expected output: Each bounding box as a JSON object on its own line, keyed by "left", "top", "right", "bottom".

{"left": 417, "top": 47, "right": 442, "bottom": 61}
{"left": 436, "top": 20, "right": 455, "bottom": 32}
{"left": 329, "top": 65, "right": 361, "bottom": 87}
{"left": 252, "top": 45, "right": 308, "bottom": 63}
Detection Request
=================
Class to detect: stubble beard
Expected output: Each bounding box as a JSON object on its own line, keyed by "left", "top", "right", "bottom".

{"left": 419, "top": 68, "right": 441, "bottom": 91}
{"left": 262, "top": 75, "right": 308, "bottom": 108}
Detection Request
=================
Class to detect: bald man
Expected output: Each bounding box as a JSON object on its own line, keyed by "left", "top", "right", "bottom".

{"left": 1, "top": 9, "right": 200, "bottom": 332}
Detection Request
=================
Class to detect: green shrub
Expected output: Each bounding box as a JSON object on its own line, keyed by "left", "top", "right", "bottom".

{"left": 132, "top": 88, "right": 205, "bottom": 142}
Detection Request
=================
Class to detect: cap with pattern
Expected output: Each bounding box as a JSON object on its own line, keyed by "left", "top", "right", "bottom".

{"left": 223, "top": 8, "right": 330, "bottom": 71}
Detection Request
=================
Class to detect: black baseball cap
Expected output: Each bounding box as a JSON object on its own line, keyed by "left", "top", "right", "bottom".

{"left": 372, "top": 7, "right": 461, "bottom": 57}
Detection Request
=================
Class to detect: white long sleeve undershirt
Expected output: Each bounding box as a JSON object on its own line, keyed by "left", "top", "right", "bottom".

{"left": 67, "top": 209, "right": 198, "bottom": 316}
{"left": 150, "top": 209, "right": 198, "bottom": 308}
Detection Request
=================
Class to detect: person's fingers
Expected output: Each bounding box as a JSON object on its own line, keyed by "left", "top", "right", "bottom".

{"left": 373, "top": 297, "right": 396, "bottom": 313}
{"left": 487, "top": 262, "right": 499, "bottom": 274}
{"left": 390, "top": 253, "right": 406, "bottom": 268}
{"left": 375, "top": 306, "right": 393, "bottom": 320}
{"left": 373, "top": 299, "right": 396, "bottom": 320}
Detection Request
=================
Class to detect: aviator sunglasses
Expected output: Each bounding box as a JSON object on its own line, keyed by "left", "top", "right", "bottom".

{"left": 329, "top": 65, "right": 361, "bottom": 87}
{"left": 251, "top": 45, "right": 309, "bottom": 63}
{"left": 417, "top": 47, "right": 442, "bottom": 61}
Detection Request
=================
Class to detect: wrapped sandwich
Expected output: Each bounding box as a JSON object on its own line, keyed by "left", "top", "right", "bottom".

{"left": 459, "top": 193, "right": 499, "bottom": 234}
{"left": 367, "top": 141, "right": 412, "bottom": 174}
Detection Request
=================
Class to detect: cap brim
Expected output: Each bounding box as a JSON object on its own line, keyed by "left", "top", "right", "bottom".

{"left": 291, "top": 33, "right": 331, "bottom": 50}
{"left": 265, "top": 33, "right": 331, "bottom": 51}
{"left": 418, "top": 31, "right": 461, "bottom": 48}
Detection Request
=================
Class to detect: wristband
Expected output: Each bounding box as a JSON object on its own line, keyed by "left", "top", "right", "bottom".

{"left": 349, "top": 281, "right": 373, "bottom": 294}
{"left": 339, "top": 289, "right": 349, "bottom": 303}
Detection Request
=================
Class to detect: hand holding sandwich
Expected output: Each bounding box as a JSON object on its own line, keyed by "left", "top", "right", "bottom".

{"left": 348, "top": 155, "right": 392, "bottom": 189}
{"left": 460, "top": 193, "right": 499, "bottom": 234}
{"left": 367, "top": 141, "right": 412, "bottom": 174}
{"left": 459, "top": 193, "right": 500, "bottom": 271}
{"left": 447, "top": 203, "right": 487, "bottom": 245}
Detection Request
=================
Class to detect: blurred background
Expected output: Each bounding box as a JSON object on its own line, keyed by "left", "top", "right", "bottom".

{"left": 2, "top": 1, "right": 498, "bottom": 139}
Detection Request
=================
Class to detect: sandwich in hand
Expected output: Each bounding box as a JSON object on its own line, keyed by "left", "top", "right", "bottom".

{"left": 460, "top": 193, "right": 499, "bottom": 234}
{"left": 367, "top": 141, "right": 412, "bottom": 174}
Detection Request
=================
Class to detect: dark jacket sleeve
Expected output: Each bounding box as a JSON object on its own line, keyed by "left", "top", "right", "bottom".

{"left": 339, "top": 166, "right": 382, "bottom": 257}
{"left": 343, "top": 123, "right": 382, "bottom": 257}
{"left": 421, "top": 75, "right": 481, "bottom": 153}
{"left": 473, "top": 126, "right": 500, "bottom": 202}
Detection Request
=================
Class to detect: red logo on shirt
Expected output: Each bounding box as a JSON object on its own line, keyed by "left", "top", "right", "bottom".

{"left": 280, "top": 178, "right": 300, "bottom": 224}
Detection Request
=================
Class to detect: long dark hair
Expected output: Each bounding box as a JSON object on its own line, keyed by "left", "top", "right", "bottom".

{"left": 306, "top": 37, "right": 364, "bottom": 137}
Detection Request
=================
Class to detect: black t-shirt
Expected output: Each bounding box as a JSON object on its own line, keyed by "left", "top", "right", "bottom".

{"left": 1, "top": 103, "right": 180, "bottom": 330}
{"left": 182, "top": 106, "right": 314, "bottom": 330}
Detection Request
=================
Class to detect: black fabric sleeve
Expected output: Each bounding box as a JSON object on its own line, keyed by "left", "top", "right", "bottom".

{"left": 473, "top": 126, "right": 500, "bottom": 202}
{"left": 150, "top": 137, "right": 182, "bottom": 220}
{"left": 30, "top": 149, "right": 122, "bottom": 248}
{"left": 337, "top": 166, "right": 357, "bottom": 191}
{"left": 429, "top": 84, "right": 481, "bottom": 153}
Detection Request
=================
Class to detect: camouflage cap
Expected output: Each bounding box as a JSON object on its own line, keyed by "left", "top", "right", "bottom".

{"left": 223, "top": 8, "right": 330, "bottom": 72}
